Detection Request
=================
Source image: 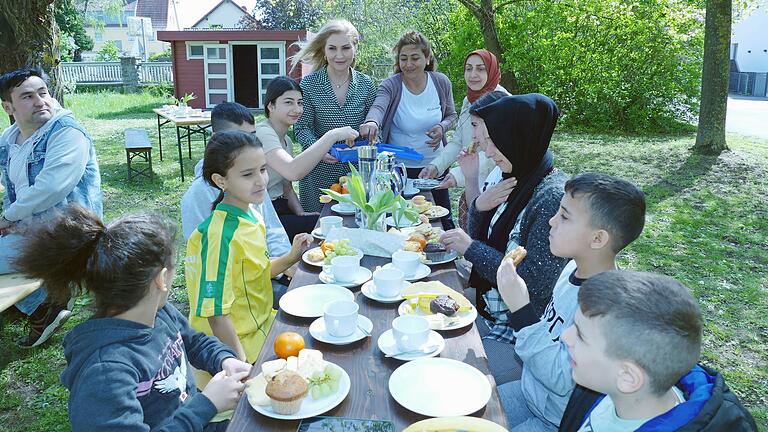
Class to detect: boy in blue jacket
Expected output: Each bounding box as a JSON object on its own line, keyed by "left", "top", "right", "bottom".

{"left": 559, "top": 271, "right": 756, "bottom": 431}
{"left": 496, "top": 172, "right": 646, "bottom": 431}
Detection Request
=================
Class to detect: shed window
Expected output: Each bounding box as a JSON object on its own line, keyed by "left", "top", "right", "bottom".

{"left": 187, "top": 44, "right": 204, "bottom": 59}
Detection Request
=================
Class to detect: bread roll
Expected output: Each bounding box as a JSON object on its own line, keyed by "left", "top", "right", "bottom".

{"left": 503, "top": 246, "right": 527, "bottom": 266}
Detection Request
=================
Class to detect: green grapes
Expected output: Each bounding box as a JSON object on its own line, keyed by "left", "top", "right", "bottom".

{"left": 322, "top": 239, "right": 359, "bottom": 264}
{"left": 307, "top": 363, "right": 343, "bottom": 400}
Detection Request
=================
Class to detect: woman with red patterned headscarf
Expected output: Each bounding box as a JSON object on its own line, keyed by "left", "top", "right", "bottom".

{"left": 422, "top": 50, "right": 508, "bottom": 230}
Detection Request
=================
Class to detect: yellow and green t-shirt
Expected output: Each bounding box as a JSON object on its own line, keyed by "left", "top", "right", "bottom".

{"left": 185, "top": 203, "right": 275, "bottom": 363}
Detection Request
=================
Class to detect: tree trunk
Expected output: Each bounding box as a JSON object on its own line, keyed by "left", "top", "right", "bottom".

{"left": 694, "top": 0, "right": 731, "bottom": 155}
{"left": 0, "top": 0, "right": 64, "bottom": 106}
{"left": 458, "top": 0, "right": 519, "bottom": 93}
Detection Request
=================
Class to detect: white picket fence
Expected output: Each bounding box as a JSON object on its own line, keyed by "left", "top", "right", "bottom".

{"left": 59, "top": 61, "right": 173, "bottom": 85}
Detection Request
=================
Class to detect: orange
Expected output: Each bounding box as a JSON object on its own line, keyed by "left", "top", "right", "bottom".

{"left": 274, "top": 332, "right": 305, "bottom": 359}
{"left": 330, "top": 183, "right": 342, "bottom": 193}
{"left": 341, "top": 186, "right": 349, "bottom": 194}
{"left": 407, "top": 235, "right": 427, "bottom": 250}
{"left": 320, "top": 241, "right": 335, "bottom": 255}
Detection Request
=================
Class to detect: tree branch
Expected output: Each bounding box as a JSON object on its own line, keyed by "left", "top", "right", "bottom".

{"left": 456, "top": 0, "right": 481, "bottom": 16}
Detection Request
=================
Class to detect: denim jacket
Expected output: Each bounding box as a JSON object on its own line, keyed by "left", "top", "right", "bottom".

{"left": 0, "top": 114, "right": 102, "bottom": 222}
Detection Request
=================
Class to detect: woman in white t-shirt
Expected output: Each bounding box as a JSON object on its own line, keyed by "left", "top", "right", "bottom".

{"left": 360, "top": 31, "right": 458, "bottom": 229}
{"left": 256, "top": 76, "right": 358, "bottom": 239}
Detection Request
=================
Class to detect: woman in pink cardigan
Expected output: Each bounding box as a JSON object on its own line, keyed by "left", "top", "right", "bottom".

{"left": 360, "top": 31, "right": 458, "bottom": 229}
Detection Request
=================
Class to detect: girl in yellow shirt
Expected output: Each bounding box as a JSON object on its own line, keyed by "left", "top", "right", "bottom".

{"left": 186, "top": 131, "right": 310, "bottom": 365}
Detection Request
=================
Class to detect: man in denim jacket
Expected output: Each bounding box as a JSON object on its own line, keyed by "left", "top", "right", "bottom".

{"left": 0, "top": 68, "right": 102, "bottom": 347}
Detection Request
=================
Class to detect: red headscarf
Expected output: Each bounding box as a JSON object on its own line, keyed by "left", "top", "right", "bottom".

{"left": 465, "top": 50, "right": 501, "bottom": 104}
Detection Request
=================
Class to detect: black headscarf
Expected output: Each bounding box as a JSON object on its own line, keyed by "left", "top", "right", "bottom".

{"left": 470, "top": 94, "right": 559, "bottom": 296}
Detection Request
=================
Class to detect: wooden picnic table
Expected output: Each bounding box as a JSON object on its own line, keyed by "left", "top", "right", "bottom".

{"left": 152, "top": 108, "right": 212, "bottom": 181}
{"left": 228, "top": 196, "right": 508, "bottom": 431}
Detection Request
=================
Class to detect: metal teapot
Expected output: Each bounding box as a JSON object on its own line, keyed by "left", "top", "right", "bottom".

{"left": 369, "top": 151, "right": 406, "bottom": 197}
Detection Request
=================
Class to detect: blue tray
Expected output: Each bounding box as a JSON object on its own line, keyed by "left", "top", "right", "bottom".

{"left": 330, "top": 140, "right": 424, "bottom": 162}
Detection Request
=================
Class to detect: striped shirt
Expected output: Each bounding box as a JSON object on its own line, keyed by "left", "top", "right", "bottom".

{"left": 185, "top": 203, "right": 275, "bottom": 363}
{"left": 294, "top": 66, "right": 376, "bottom": 212}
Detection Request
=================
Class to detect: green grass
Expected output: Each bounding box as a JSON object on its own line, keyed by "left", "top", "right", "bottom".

{"left": 1, "top": 92, "right": 766, "bottom": 430}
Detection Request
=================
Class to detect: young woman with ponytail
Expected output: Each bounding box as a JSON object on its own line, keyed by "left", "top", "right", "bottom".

{"left": 14, "top": 205, "right": 251, "bottom": 431}
{"left": 186, "top": 131, "right": 311, "bottom": 377}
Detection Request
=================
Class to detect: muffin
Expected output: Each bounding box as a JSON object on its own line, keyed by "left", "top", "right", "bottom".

{"left": 265, "top": 370, "right": 309, "bottom": 415}
{"left": 424, "top": 243, "right": 450, "bottom": 262}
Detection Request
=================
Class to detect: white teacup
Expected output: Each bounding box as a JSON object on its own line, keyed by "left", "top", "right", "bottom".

{"left": 331, "top": 255, "right": 360, "bottom": 283}
{"left": 323, "top": 300, "right": 359, "bottom": 338}
{"left": 392, "top": 250, "right": 420, "bottom": 277}
{"left": 373, "top": 267, "right": 404, "bottom": 298}
{"left": 392, "top": 315, "right": 430, "bottom": 352}
{"left": 320, "top": 215, "right": 343, "bottom": 236}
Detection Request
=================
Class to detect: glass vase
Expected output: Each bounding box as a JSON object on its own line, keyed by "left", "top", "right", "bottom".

{"left": 360, "top": 211, "right": 386, "bottom": 232}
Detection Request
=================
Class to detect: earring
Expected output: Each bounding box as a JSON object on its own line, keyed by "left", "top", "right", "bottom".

{"left": 223, "top": 191, "right": 229, "bottom": 197}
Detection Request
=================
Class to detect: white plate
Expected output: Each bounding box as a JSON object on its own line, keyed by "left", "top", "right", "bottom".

{"left": 311, "top": 227, "right": 326, "bottom": 240}
{"left": 309, "top": 314, "right": 373, "bottom": 344}
{"left": 331, "top": 204, "right": 356, "bottom": 215}
{"left": 377, "top": 329, "right": 444, "bottom": 361}
{"left": 421, "top": 250, "right": 458, "bottom": 266}
{"left": 381, "top": 263, "right": 431, "bottom": 281}
{"left": 389, "top": 358, "right": 491, "bottom": 417}
{"left": 279, "top": 284, "right": 354, "bottom": 318}
{"left": 412, "top": 179, "right": 441, "bottom": 190}
{"left": 319, "top": 267, "right": 372, "bottom": 287}
{"left": 302, "top": 247, "right": 363, "bottom": 267}
{"left": 360, "top": 279, "right": 410, "bottom": 303}
{"left": 248, "top": 362, "right": 351, "bottom": 420}
{"left": 398, "top": 297, "right": 477, "bottom": 331}
{"left": 423, "top": 206, "right": 449, "bottom": 220}
{"left": 385, "top": 215, "right": 421, "bottom": 228}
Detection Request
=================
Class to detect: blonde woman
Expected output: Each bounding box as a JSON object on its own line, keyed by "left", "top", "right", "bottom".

{"left": 293, "top": 19, "right": 377, "bottom": 212}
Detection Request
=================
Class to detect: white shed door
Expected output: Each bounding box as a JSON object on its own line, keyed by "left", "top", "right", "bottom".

{"left": 203, "top": 44, "right": 232, "bottom": 108}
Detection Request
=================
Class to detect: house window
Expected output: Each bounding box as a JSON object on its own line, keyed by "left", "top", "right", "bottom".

{"left": 95, "top": 32, "right": 103, "bottom": 43}
{"left": 112, "top": 40, "right": 123, "bottom": 50}
{"left": 187, "top": 43, "right": 204, "bottom": 59}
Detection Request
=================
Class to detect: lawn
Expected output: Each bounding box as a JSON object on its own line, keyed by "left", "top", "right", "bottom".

{"left": 0, "top": 92, "right": 766, "bottom": 431}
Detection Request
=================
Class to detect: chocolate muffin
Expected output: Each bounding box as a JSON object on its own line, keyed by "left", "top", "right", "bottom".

{"left": 424, "top": 242, "right": 450, "bottom": 262}
{"left": 430, "top": 295, "right": 460, "bottom": 316}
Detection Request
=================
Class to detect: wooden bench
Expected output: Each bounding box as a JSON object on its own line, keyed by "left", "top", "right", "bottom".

{"left": 0, "top": 274, "right": 41, "bottom": 314}
{"left": 125, "top": 128, "right": 153, "bottom": 180}
{"left": 0, "top": 274, "right": 41, "bottom": 330}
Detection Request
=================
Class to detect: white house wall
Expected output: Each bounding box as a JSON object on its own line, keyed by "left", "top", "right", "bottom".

{"left": 193, "top": 1, "right": 249, "bottom": 29}
{"left": 733, "top": 8, "right": 768, "bottom": 73}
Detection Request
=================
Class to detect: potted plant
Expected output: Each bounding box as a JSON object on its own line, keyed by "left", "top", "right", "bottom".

{"left": 390, "top": 195, "right": 419, "bottom": 229}
{"left": 321, "top": 164, "right": 418, "bottom": 231}
{"left": 176, "top": 92, "right": 196, "bottom": 107}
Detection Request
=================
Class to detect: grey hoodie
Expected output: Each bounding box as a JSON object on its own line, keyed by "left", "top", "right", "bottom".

{"left": 61, "top": 304, "right": 236, "bottom": 431}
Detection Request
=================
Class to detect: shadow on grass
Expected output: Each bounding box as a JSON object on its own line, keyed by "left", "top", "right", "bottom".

{"left": 643, "top": 151, "right": 720, "bottom": 209}
{"left": 0, "top": 309, "right": 30, "bottom": 371}
{"left": 94, "top": 103, "right": 161, "bottom": 120}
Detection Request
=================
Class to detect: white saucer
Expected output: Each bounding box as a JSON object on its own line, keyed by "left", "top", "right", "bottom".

{"left": 377, "top": 329, "right": 445, "bottom": 361}
{"left": 331, "top": 203, "right": 356, "bottom": 215}
{"left": 402, "top": 187, "right": 420, "bottom": 197}
{"left": 361, "top": 279, "right": 410, "bottom": 303}
{"left": 319, "top": 267, "right": 372, "bottom": 287}
{"left": 311, "top": 227, "right": 326, "bottom": 240}
{"left": 309, "top": 314, "right": 373, "bottom": 345}
{"left": 381, "top": 263, "right": 431, "bottom": 281}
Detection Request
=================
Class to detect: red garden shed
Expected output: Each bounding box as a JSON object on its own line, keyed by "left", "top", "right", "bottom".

{"left": 157, "top": 29, "right": 307, "bottom": 109}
